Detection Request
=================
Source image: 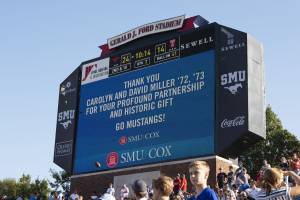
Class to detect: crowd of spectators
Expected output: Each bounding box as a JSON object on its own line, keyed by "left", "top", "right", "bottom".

{"left": 8, "top": 153, "right": 300, "bottom": 200}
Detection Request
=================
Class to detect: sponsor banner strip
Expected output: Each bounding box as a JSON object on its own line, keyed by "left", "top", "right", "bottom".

{"left": 108, "top": 15, "right": 185, "bottom": 49}
{"left": 54, "top": 68, "right": 80, "bottom": 173}
{"left": 107, "top": 28, "right": 215, "bottom": 78}
{"left": 71, "top": 155, "right": 231, "bottom": 178}
{"left": 82, "top": 27, "right": 215, "bottom": 85}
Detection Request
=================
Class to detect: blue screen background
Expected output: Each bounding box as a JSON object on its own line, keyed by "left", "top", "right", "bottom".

{"left": 74, "top": 50, "right": 215, "bottom": 174}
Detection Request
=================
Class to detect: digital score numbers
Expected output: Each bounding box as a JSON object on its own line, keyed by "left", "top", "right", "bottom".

{"left": 109, "top": 37, "right": 180, "bottom": 76}
{"left": 154, "top": 38, "right": 180, "bottom": 63}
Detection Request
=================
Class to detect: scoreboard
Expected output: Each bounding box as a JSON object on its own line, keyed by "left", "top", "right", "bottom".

{"left": 54, "top": 16, "right": 265, "bottom": 175}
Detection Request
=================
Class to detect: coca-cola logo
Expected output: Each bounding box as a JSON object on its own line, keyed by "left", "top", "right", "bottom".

{"left": 221, "top": 116, "right": 245, "bottom": 128}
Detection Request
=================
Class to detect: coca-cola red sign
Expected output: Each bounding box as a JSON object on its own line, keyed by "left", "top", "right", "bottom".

{"left": 221, "top": 116, "right": 245, "bottom": 128}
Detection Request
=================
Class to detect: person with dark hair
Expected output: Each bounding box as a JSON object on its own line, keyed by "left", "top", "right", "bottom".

{"left": 132, "top": 179, "right": 148, "bottom": 200}
{"left": 217, "top": 167, "right": 227, "bottom": 189}
{"left": 291, "top": 153, "right": 300, "bottom": 175}
{"left": 220, "top": 184, "right": 236, "bottom": 200}
{"left": 173, "top": 174, "right": 181, "bottom": 195}
{"left": 90, "top": 191, "right": 98, "bottom": 200}
{"left": 261, "top": 160, "right": 271, "bottom": 172}
{"left": 152, "top": 176, "right": 173, "bottom": 200}
{"left": 236, "top": 168, "right": 250, "bottom": 192}
{"left": 227, "top": 166, "right": 235, "bottom": 188}
{"left": 280, "top": 157, "right": 289, "bottom": 171}
{"left": 70, "top": 190, "right": 79, "bottom": 200}
{"left": 180, "top": 174, "right": 187, "bottom": 193}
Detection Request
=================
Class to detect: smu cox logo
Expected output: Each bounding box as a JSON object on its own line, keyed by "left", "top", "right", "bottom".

{"left": 221, "top": 70, "right": 246, "bottom": 95}
{"left": 106, "top": 152, "right": 119, "bottom": 168}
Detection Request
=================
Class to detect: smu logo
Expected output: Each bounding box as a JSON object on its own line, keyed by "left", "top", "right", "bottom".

{"left": 58, "top": 110, "right": 75, "bottom": 130}
{"left": 221, "top": 70, "right": 246, "bottom": 95}
{"left": 119, "top": 136, "right": 128, "bottom": 145}
{"left": 106, "top": 152, "right": 119, "bottom": 168}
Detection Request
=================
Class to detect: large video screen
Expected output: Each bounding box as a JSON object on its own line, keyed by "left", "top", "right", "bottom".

{"left": 74, "top": 50, "right": 215, "bottom": 174}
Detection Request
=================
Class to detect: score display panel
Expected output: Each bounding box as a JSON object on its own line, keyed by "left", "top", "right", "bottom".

{"left": 74, "top": 28, "right": 216, "bottom": 174}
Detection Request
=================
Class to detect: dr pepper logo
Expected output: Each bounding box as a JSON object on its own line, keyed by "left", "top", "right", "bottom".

{"left": 106, "top": 152, "right": 119, "bottom": 168}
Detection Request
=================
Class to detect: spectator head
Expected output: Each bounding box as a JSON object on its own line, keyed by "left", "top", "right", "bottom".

{"left": 132, "top": 179, "right": 147, "bottom": 199}
{"left": 181, "top": 174, "right": 185, "bottom": 178}
{"left": 249, "top": 180, "right": 257, "bottom": 188}
{"left": 152, "top": 176, "right": 173, "bottom": 200}
{"left": 262, "top": 168, "right": 284, "bottom": 195}
{"left": 293, "top": 152, "right": 298, "bottom": 159}
{"left": 188, "top": 160, "right": 210, "bottom": 187}
{"left": 223, "top": 184, "right": 230, "bottom": 191}
{"left": 229, "top": 166, "right": 233, "bottom": 171}
{"left": 239, "top": 192, "right": 247, "bottom": 200}
{"left": 238, "top": 161, "right": 243, "bottom": 167}
{"left": 232, "top": 184, "right": 238, "bottom": 191}
{"left": 281, "top": 157, "right": 287, "bottom": 163}
{"left": 219, "top": 167, "right": 223, "bottom": 172}
{"left": 263, "top": 159, "right": 268, "bottom": 165}
{"left": 109, "top": 183, "right": 113, "bottom": 188}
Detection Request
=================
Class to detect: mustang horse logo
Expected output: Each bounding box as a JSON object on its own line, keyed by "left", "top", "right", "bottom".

{"left": 60, "top": 120, "right": 72, "bottom": 129}
{"left": 224, "top": 83, "right": 242, "bottom": 95}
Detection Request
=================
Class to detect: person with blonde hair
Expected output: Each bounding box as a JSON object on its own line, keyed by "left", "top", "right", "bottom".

{"left": 152, "top": 176, "right": 173, "bottom": 200}
{"left": 187, "top": 160, "right": 218, "bottom": 200}
{"left": 255, "top": 167, "right": 300, "bottom": 199}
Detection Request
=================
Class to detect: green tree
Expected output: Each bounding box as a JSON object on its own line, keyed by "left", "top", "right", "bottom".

{"left": 0, "top": 178, "right": 17, "bottom": 200}
{"left": 48, "top": 169, "right": 70, "bottom": 193}
{"left": 30, "top": 178, "right": 50, "bottom": 200}
{"left": 16, "top": 174, "right": 31, "bottom": 199}
{"left": 241, "top": 106, "right": 300, "bottom": 177}
{"left": 0, "top": 174, "right": 50, "bottom": 200}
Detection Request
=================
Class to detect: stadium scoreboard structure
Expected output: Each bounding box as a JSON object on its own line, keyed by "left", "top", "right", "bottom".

{"left": 54, "top": 15, "right": 265, "bottom": 175}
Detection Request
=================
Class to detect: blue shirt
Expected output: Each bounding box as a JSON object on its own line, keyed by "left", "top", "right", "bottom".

{"left": 188, "top": 188, "right": 218, "bottom": 200}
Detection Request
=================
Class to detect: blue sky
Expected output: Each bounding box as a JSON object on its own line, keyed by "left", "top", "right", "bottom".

{"left": 0, "top": 1, "right": 299, "bottom": 180}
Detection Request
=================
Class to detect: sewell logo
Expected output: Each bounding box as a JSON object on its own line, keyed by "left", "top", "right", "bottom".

{"left": 180, "top": 36, "right": 213, "bottom": 50}
{"left": 106, "top": 152, "right": 119, "bottom": 168}
{"left": 220, "top": 27, "right": 245, "bottom": 52}
{"left": 221, "top": 116, "right": 245, "bottom": 128}
{"left": 221, "top": 70, "right": 246, "bottom": 95}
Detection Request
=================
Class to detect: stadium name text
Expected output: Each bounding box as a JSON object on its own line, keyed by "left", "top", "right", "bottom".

{"left": 108, "top": 15, "right": 184, "bottom": 49}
